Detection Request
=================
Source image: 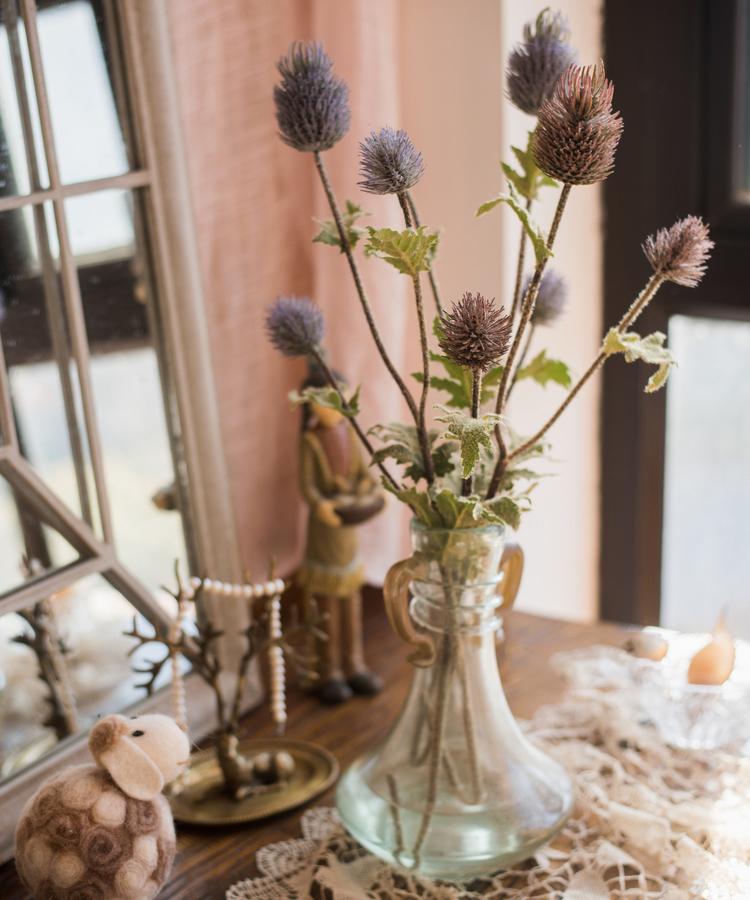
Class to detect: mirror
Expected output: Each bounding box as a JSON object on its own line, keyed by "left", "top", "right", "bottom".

{"left": 0, "top": 0, "right": 193, "bottom": 781}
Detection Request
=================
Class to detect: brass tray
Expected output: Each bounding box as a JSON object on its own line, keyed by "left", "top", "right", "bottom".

{"left": 167, "top": 738, "right": 339, "bottom": 826}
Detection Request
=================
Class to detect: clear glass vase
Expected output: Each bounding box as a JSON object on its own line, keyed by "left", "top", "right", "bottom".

{"left": 336, "top": 521, "right": 573, "bottom": 881}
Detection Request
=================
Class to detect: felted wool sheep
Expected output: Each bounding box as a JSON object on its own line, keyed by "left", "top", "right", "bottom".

{"left": 15, "top": 713, "right": 190, "bottom": 900}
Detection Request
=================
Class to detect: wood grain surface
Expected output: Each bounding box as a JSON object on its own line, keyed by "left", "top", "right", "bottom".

{"left": 0, "top": 603, "right": 628, "bottom": 899}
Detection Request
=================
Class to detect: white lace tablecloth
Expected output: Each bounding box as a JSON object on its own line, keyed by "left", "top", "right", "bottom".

{"left": 226, "top": 647, "right": 750, "bottom": 899}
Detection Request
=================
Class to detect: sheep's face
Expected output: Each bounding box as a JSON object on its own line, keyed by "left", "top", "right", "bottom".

{"left": 89, "top": 713, "right": 190, "bottom": 800}
{"left": 124, "top": 714, "right": 191, "bottom": 784}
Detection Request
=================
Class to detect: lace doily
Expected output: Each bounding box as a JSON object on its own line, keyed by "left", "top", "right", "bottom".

{"left": 227, "top": 646, "right": 750, "bottom": 899}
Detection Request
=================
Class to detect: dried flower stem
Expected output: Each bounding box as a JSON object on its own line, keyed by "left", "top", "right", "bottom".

{"left": 509, "top": 198, "right": 532, "bottom": 324}
{"left": 487, "top": 183, "right": 572, "bottom": 498}
{"left": 461, "top": 370, "right": 482, "bottom": 496}
{"left": 412, "top": 274, "right": 436, "bottom": 483}
{"left": 508, "top": 272, "right": 665, "bottom": 463}
{"left": 313, "top": 151, "right": 421, "bottom": 430}
{"left": 406, "top": 191, "right": 443, "bottom": 316}
{"left": 411, "top": 630, "right": 452, "bottom": 867}
{"left": 508, "top": 323, "right": 536, "bottom": 398}
{"left": 310, "top": 347, "right": 401, "bottom": 490}
{"left": 397, "top": 191, "right": 435, "bottom": 483}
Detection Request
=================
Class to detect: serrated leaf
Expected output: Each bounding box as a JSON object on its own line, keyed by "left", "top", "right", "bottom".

{"left": 517, "top": 350, "right": 572, "bottom": 389}
{"left": 365, "top": 226, "right": 439, "bottom": 276}
{"left": 313, "top": 200, "right": 369, "bottom": 252}
{"left": 370, "top": 422, "right": 457, "bottom": 483}
{"left": 435, "top": 407, "right": 503, "bottom": 478}
{"left": 289, "top": 385, "right": 361, "bottom": 417}
{"left": 504, "top": 132, "right": 560, "bottom": 201}
{"left": 485, "top": 496, "right": 523, "bottom": 530}
{"left": 602, "top": 328, "right": 676, "bottom": 393}
{"left": 476, "top": 182, "right": 552, "bottom": 265}
{"left": 382, "top": 481, "right": 440, "bottom": 527}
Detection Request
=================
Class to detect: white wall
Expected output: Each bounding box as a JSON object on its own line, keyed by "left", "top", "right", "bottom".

{"left": 401, "top": 0, "right": 604, "bottom": 621}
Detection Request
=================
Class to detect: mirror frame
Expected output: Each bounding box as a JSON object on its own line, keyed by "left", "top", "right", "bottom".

{"left": 0, "top": 0, "right": 257, "bottom": 860}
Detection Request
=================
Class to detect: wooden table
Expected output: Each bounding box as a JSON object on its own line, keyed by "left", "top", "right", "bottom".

{"left": 0, "top": 607, "right": 628, "bottom": 899}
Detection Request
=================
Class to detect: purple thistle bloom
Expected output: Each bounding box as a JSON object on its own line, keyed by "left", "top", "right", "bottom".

{"left": 266, "top": 297, "right": 325, "bottom": 358}
{"left": 507, "top": 10, "right": 577, "bottom": 116}
{"left": 358, "top": 127, "right": 424, "bottom": 195}
{"left": 274, "top": 42, "right": 350, "bottom": 153}
{"left": 528, "top": 269, "right": 568, "bottom": 325}
{"left": 642, "top": 216, "right": 713, "bottom": 288}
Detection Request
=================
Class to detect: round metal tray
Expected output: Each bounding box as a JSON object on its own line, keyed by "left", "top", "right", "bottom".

{"left": 167, "top": 737, "right": 339, "bottom": 826}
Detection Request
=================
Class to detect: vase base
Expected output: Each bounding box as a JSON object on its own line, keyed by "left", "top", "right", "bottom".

{"left": 336, "top": 759, "right": 573, "bottom": 881}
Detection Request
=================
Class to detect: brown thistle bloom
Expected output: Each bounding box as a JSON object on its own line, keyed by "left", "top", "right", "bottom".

{"left": 533, "top": 61, "right": 623, "bottom": 185}
{"left": 439, "top": 293, "right": 512, "bottom": 372}
{"left": 642, "top": 216, "right": 713, "bottom": 287}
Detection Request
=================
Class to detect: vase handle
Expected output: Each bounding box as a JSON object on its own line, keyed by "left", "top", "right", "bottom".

{"left": 498, "top": 541, "right": 524, "bottom": 610}
{"left": 383, "top": 555, "right": 436, "bottom": 668}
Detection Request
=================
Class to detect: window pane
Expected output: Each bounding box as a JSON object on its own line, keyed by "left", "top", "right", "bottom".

{"left": 661, "top": 315, "right": 750, "bottom": 637}
{"left": 36, "top": 0, "right": 133, "bottom": 184}
{"left": 0, "top": 573, "right": 183, "bottom": 779}
{"left": 0, "top": 202, "right": 103, "bottom": 541}
{"left": 64, "top": 188, "right": 190, "bottom": 592}
{"left": 0, "top": 0, "right": 49, "bottom": 196}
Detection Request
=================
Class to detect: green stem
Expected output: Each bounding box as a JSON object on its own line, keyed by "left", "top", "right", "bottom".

{"left": 507, "top": 273, "right": 665, "bottom": 464}
{"left": 313, "top": 151, "right": 421, "bottom": 430}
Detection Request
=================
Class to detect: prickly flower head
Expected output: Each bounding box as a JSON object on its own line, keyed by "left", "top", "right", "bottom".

{"left": 642, "top": 216, "right": 713, "bottom": 288}
{"left": 533, "top": 61, "right": 623, "bottom": 185}
{"left": 266, "top": 297, "right": 325, "bottom": 358}
{"left": 439, "top": 293, "right": 513, "bottom": 372}
{"left": 274, "top": 42, "right": 350, "bottom": 152}
{"left": 507, "top": 9, "right": 577, "bottom": 115}
{"left": 529, "top": 269, "right": 568, "bottom": 325}
{"left": 358, "top": 127, "right": 424, "bottom": 195}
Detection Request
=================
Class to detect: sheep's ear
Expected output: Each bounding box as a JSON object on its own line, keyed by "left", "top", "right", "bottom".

{"left": 100, "top": 737, "right": 164, "bottom": 801}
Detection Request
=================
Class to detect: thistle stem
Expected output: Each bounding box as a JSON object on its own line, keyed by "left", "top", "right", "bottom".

{"left": 507, "top": 323, "right": 536, "bottom": 398}
{"left": 397, "top": 190, "right": 435, "bottom": 484}
{"left": 311, "top": 348, "right": 401, "bottom": 491}
{"left": 507, "top": 273, "right": 665, "bottom": 463}
{"left": 398, "top": 191, "right": 413, "bottom": 227}
{"left": 487, "top": 183, "right": 572, "bottom": 499}
{"left": 313, "top": 151, "right": 421, "bottom": 430}
{"left": 509, "top": 197, "right": 532, "bottom": 324}
{"left": 406, "top": 191, "right": 443, "bottom": 316}
{"left": 412, "top": 274, "right": 436, "bottom": 484}
{"left": 461, "top": 369, "right": 481, "bottom": 496}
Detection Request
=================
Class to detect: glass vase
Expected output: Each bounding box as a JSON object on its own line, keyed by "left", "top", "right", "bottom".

{"left": 336, "top": 521, "right": 573, "bottom": 881}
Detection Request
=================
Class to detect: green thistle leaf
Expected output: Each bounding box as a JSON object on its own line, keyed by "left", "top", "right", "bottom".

{"left": 365, "top": 226, "right": 439, "bottom": 276}
{"left": 435, "top": 407, "right": 503, "bottom": 478}
{"left": 503, "top": 131, "right": 560, "bottom": 201}
{"left": 313, "top": 200, "right": 369, "bottom": 252}
{"left": 476, "top": 182, "right": 552, "bottom": 265}
{"left": 516, "top": 350, "right": 572, "bottom": 389}
{"left": 382, "top": 481, "right": 441, "bottom": 527}
{"left": 602, "top": 328, "right": 676, "bottom": 393}
{"left": 289, "top": 385, "right": 361, "bottom": 417}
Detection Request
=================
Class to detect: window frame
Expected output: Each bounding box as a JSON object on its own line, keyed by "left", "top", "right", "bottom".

{"left": 0, "top": 0, "right": 255, "bottom": 860}
{"left": 601, "top": 0, "right": 750, "bottom": 625}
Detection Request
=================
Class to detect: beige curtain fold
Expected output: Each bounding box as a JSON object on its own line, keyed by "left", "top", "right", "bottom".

{"left": 168, "top": 0, "right": 416, "bottom": 581}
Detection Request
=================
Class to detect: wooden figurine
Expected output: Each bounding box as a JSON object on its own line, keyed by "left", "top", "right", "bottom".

{"left": 297, "top": 365, "right": 384, "bottom": 704}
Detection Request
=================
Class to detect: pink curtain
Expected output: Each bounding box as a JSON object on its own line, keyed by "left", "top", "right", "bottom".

{"left": 168, "top": 0, "right": 418, "bottom": 580}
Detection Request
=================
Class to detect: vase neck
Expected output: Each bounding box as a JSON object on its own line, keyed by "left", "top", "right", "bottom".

{"left": 408, "top": 524, "right": 508, "bottom": 638}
